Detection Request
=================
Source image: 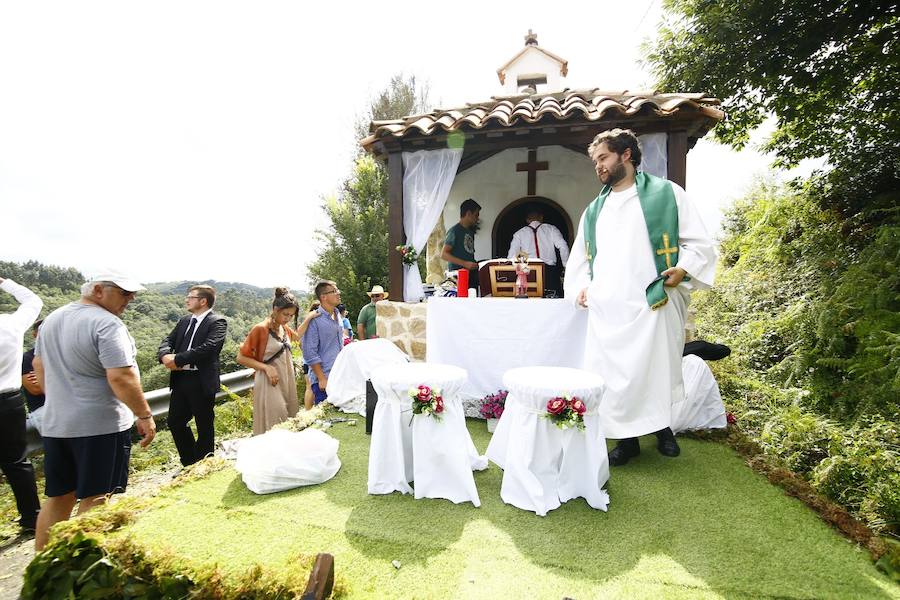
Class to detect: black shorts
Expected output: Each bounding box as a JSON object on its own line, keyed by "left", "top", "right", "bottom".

{"left": 43, "top": 430, "right": 132, "bottom": 499}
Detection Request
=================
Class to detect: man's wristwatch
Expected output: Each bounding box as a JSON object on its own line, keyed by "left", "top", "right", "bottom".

{"left": 138, "top": 413, "right": 153, "bottom": 420}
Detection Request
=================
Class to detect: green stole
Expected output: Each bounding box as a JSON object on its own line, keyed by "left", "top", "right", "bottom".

{"left": 583, "top": 171, "right": 680, "bottom": 310}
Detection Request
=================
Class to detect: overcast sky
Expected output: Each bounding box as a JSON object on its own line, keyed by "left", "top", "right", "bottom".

{"left": 1, "top": 1, "right": 786, "bottom": 291}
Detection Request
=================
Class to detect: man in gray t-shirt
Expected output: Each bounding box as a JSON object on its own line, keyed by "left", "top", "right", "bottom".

{"left": 32, "top": 271, "right": 156, "bottom": 550}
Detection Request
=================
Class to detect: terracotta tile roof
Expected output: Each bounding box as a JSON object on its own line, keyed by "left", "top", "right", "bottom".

{"left": 361, "top": 89, "right": 724, "bottom": 152}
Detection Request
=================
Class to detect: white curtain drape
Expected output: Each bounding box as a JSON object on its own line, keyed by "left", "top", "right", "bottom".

{"left": 638, "top": 132, "right": 668, "bottom": 179}
{"left": 401, "top": 148, "right": 463, "bottom": 302}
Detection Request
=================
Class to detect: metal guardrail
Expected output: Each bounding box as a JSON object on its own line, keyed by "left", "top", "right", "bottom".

{"left": 24, "top": 368, "right": 256, "bottom": 455}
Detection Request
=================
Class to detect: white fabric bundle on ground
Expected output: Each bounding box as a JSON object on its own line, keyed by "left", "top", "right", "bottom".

{"left": 234, "top": 428, "right": 341, "bottom": 494}
{"left": 671, "top": 354, "right": 727, "bottom": 433}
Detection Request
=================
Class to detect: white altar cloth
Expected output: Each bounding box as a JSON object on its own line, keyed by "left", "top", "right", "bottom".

{"left": 486, "top": 366, "right": 609, "bottom": 516}
{"left": 327, "top": 339, "right": 410, "bottom": 415}
{"left": 426, "top": 298, "right": 587, "bottom": 400}
{"left": 367, "top": 363, "right": 487, "bottom": 505}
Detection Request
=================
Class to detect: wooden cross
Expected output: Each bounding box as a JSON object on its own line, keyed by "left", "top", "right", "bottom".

{"left": 656, "top": 233, "right": 678, "bottom": 269}
{"left": 516, "top": 147, "right": 548, "bottom": 196}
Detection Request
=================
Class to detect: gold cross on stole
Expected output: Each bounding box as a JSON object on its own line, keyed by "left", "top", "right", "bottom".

{"left": 656, "top": 233, "right": 678, "bottom": 269}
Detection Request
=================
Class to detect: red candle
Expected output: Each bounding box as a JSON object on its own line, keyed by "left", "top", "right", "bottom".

{"left": 457, "top": 269, "right": 469, "bottom": 297}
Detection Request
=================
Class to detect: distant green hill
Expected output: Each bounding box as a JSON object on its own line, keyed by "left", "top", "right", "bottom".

{"left": 144, "top": 280, "right": 276, "bottom": 298}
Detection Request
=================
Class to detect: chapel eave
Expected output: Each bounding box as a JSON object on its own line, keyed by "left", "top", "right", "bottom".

{"left": 360, "top": 89, "right": 724, "bottom": 158}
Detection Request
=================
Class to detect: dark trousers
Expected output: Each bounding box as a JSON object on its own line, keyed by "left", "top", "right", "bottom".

{"left": 0, "top": 392, "right": 40, "bottom": 528}
{"left": 168, "top": 376, "right": 215, "bottom": 467}
{"left": 544, "top": 264, "right": 562, "bottom": 298}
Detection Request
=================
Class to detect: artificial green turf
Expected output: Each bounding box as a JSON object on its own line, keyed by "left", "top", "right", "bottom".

{"left": 125, "top": 416, "right": 898, "bottom": 599}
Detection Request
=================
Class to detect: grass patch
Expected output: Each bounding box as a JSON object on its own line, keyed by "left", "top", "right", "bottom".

{"left": 0, "top": 391, "right": 255, "bottom": 544}
{"left": 27, "top": 409, "right": 899, "bottom": 599}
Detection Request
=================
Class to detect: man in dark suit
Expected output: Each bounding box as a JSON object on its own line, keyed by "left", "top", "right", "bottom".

{"left": 157, "top": 285, "right": 227, "bottom": 466}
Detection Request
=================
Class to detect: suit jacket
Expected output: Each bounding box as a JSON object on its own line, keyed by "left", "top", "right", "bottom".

{"left": 157, "top": 312, "right": 228, "bottom": 397}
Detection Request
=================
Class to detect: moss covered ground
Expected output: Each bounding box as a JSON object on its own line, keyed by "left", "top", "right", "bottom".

{"left": 70, "top": 411, "right": 898, "bottom": 599}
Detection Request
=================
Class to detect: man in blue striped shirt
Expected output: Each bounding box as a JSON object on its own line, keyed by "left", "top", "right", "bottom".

{"left": 302, "top": 280, "right": 344, "bottom": 404}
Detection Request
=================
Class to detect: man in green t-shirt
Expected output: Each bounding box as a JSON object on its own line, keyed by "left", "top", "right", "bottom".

{"left": 356, "top": 285, "right": 388, "bottom": 340}
{"left": 441, "top": 198, "right": 481, "bottom": 293}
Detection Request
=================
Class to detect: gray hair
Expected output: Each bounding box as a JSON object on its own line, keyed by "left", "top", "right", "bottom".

{"left": 81, "top": 280, "right": 112, "bottom": 297}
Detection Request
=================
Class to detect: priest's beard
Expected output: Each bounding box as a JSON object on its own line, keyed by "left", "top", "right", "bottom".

{"left": 602, "top": 158, "right": 628, "bottom": 188}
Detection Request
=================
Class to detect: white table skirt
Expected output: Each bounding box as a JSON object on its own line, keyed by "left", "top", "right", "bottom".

{"left": 486, "top": 366, "right": 609, "bottom": 516}
{"left": 426, "top": 298, "right": 587, "bottom": 400}
{"left": 367, "top": 363, "right": 486, "bottom": 506}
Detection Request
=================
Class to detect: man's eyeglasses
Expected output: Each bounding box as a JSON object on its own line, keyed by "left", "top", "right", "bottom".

{"left": 103, "top": 284, "right": 135, "bottom": 297}
{"left": 186, "top": 295, "right": 202, "bottom": 300}
{"left": 323, "top": 289, "right": 341, "bottom": 296}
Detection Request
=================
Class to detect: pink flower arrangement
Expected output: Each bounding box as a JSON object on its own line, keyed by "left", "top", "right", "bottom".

{"left": 543, "top": 395, "right": 587, "bottom": 430}
{"left": 396, "top": 244, "right": 419, "bottom": 266}
{"left": 479, "top": 390, "right": 508, "bottom": 420}
{"left": 408, "top": 384, "right": 443, "bottom": 421}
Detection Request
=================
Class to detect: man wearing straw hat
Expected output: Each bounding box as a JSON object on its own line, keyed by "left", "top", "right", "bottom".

{"left": 356, "top": 285, "right": 388, "bottom": 340}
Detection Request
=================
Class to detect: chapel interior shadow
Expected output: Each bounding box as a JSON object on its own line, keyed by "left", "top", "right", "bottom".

{"left": 478, "top": 432, "right": 893, "bottom": 599}
{"left": 492, "top": 196, "right": 572, "bottom": 260}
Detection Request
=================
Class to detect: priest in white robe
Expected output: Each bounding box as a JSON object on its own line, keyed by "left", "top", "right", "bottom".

{"left": 564, "top": 129, "right": 717, "bottom": 466}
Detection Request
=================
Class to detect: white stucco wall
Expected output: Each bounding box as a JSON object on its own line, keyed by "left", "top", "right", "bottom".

{"left": 442, "top": 145, "right": 598, "bottom": 261}
{"left": 501, "top": 47, "right": 565, "bottom": 94}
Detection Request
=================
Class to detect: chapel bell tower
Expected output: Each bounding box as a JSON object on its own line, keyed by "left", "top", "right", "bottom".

{"left": 496, "top": 30, "right": 568, "bottom": 95}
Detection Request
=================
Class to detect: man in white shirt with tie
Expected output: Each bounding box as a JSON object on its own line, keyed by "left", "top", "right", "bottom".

{"left": 507, "top": 205, "right": 570, "bottom": 297}
{"left": 158, "top": 285, "right": 227, "bottom": 466}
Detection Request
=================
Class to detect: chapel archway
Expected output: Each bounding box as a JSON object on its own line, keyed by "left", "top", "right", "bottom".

{"left": 492, "top": 196, "right": 573, "bottom": 260}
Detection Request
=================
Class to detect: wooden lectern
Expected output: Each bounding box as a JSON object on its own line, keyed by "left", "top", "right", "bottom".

{"left": 478, "top": 259, "right": 545, "bottom": 298}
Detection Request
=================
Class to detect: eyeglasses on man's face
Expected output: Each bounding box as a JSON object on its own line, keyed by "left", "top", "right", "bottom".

{"left": 323, "top": 289, "right": 341, "bottom": 296}
{"left": 103, "top": 284, "right": 135, "bottom": 298}
{"left": 186, "top": 295, "right": 202, "bottom": 300}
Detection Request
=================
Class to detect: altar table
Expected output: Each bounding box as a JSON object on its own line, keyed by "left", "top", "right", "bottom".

{"left": 425, "top": 297, "right": 587, "bottom": 400}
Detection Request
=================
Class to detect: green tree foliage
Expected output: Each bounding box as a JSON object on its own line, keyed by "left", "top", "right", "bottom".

{"left": 309, "top": 74, "right": 430, "bottom": 318}
{"left": 353, "top": 74, "right": 430, "bottom": 148}
{"left": 693, "top": 182, "right": 900, "bottom": 533}
{"left": 648, "top": 0, "right": 899, "bottom": 163}
{"left": 648, "top": 0, "right": 900, "bottom": 220}
{"left": 307, "top": 156, "right": 389, "bottom": 315}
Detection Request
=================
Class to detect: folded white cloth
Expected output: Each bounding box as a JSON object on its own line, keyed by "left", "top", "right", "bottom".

{"left": 671, "top": 355, "right": 727, "bottom": 433}
{"left": 327, "top": 339, "right": 410, "bottom": 415}
{"left": 234, "top": 428, "right": 341, "bottom": 494}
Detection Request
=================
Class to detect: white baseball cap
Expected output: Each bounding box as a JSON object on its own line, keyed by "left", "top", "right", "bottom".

{"left": 86, "top": 269, "right": 146, "bottom": 292}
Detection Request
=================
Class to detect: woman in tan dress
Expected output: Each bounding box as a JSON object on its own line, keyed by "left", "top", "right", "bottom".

{"left": 237, "top": 288, "right": 319, "bottom": 434}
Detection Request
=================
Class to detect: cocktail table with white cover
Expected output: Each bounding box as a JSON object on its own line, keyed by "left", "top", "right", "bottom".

{"left": 368, "top": 363, "right": 487, "bottom": 506}
{"left": 486, "top": 366, "right": 609, "bottom": 516}
{"left": 327, "top": 339, "right": 410, "bottom": 415}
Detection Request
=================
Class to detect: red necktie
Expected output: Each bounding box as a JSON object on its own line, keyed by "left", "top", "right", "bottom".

{"left": 530, "top": 225, "right": 541, "bottom": 259}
